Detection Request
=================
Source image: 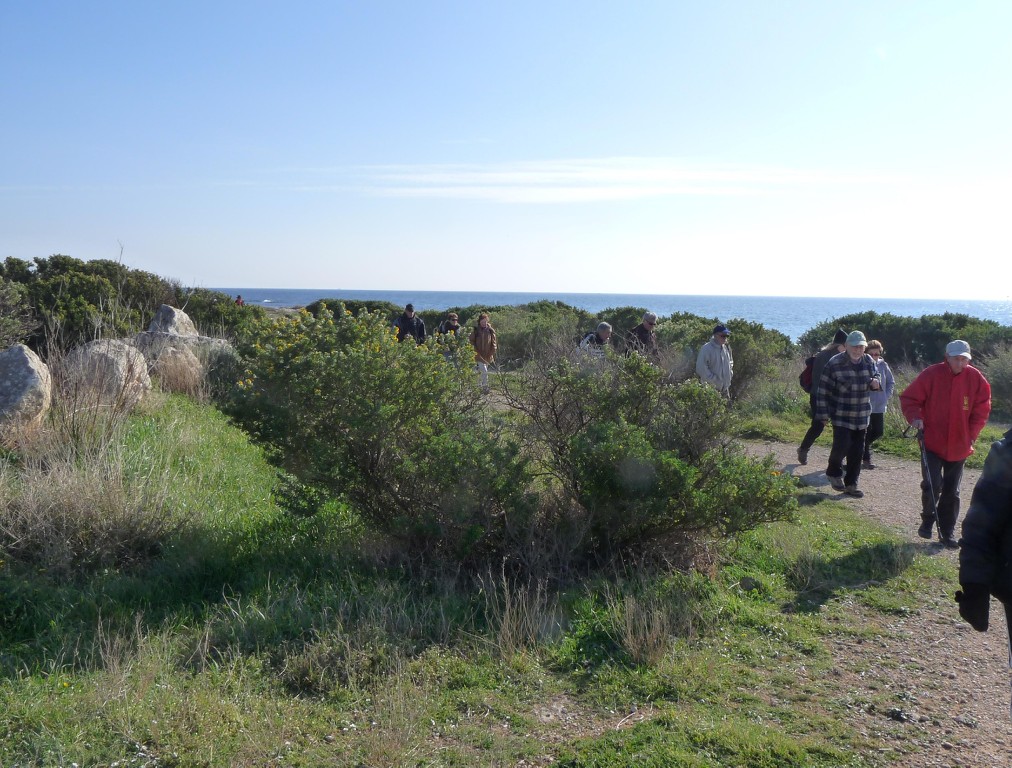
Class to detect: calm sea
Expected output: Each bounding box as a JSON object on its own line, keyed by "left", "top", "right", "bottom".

{"left": 216, "top": 289, "right": 1012, "bottom": 343}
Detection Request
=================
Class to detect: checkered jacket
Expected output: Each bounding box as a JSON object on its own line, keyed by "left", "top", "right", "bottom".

{"left": 814, "top": 352, "right": 881, "bottom": 429}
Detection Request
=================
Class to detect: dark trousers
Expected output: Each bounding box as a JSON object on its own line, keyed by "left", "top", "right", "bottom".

{"left": 920, "top": 450, "right": 965, "bottom": 536}
{"left": 863, "top": 413, "right": 884, "bottom": 462}
{"left": 799, "top": 398, "right": 826, "bottom": 452}
{"left": 828, "top": 426, "right": 867, "bottom": 487}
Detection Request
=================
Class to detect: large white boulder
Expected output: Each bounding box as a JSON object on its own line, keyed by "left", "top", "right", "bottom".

{"left": 60, "top": 339, "right": 151, "bottom": 410}
{"left": 0, "top": 344, "right": 52, "bottom": 429}
{"left": 147, "top": 304, "right": 199, "bottom": 337}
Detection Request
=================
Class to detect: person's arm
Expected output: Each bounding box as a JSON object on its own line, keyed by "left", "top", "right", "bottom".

{"left": 899, "top": 372, "right": 928, "bottom": 427}
{"left": 814, "top": 362, "right": 834, "bottom": 422}
{"left": 695, "top": 345, "right": 715, "bottom": 384}
{"left": 883, "top": 362, "right": 896, "bottom": 400}
{"left": 968, "top": 374, "right": 992, "bottom": 445}
{"left": 959, "top": 436, "right": 1012, "bottom": 630}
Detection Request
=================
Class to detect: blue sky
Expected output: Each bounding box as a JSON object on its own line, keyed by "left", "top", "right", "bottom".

{"left": 2, "top": 1, "right": 1010, "bottom": 298}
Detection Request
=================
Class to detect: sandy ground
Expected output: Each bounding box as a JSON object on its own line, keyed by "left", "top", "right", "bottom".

{"left": 746, "top": 439, "right": 1012, "bottom": 767}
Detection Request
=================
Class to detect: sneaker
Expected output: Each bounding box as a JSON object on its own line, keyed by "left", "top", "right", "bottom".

{"left": 862, "top": 461, "right": 876, "bottom": 470}
{"left": 797, "top": 448, "right": 808, "bottom": 466}
{"left": 828, "top": 475, "right": 845, "bottom": 491}
{"left": 940, "top": 534, "right": 959, "bottom": 549}
{"left": 917, "top": 521, "right": 933, "bottom": 539}
{"left": 844, "top": 485, "right": 864, "bottom": 498}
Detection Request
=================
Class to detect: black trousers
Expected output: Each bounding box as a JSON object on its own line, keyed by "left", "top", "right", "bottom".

{"left": 799, "top": 398, "right": 826, "bottom": 453}
{"left": 920, "top": 450, "right": 965, "bottom": 537}
{"left": 828, "top": 426, "right": 867, "bottom": 487}
{"left": 863, "top": 413, "right": 884, "bottom": 462}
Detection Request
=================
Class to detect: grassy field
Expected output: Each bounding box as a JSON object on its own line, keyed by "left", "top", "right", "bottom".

{"left": 0, "top": 391, "right": 966, "bottom": 767}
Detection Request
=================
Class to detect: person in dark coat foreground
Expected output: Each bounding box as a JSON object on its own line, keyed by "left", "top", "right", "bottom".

{"left": 957, "top": 428, "right": 1012, "bottom": 717}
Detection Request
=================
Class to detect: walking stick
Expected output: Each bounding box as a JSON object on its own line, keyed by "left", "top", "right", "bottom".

{"left": 904, "top": 424, "right": 943, "bottom": 543}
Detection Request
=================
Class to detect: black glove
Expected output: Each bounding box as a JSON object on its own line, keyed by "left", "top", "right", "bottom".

{"left": 955, "top": 582, "right": 990, "bottom": 632}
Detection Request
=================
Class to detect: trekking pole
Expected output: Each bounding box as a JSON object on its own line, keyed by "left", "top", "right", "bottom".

{"left": 903, "top": 424, "right": 943, "bottom": 543}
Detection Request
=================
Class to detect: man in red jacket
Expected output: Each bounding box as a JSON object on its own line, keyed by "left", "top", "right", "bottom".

{"left": 900, "top": 340, "right": 992, "bottom": 547}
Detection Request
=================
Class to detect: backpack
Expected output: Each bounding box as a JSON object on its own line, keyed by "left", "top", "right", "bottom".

{"left": 799, "top": 356, "right": 815, "bottom": 393}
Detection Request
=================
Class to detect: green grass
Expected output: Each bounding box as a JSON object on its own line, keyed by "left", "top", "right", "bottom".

{"left": 0, "top": 395, "right": 966, "bottom": 766}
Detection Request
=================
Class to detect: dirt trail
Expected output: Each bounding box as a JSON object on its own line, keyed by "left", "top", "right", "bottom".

{"left": 747, "top": 440, "right": 1012, "bottom": 766}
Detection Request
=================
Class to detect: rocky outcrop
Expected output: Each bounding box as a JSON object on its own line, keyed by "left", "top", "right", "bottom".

{"left": 0, "top": 344, "right": 52, "bottom": 430}
{"left": 147, "top": 304, "right": 199, "bottom": 337}
{"left": 59, "top": 338, "right": 151, "bottom": 410}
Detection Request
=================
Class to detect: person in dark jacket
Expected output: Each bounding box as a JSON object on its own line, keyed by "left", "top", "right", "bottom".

{"left": 957, "top": 428, "right": 1012, "bottom": 713}
{"left": 579, "top": 322, "right": 613, "bottom": 359}
{"left": 625, "top": 312, "right": 659, "bottom": 360}
{"left": 393, "top": 303, "right": 426, "bottom": 344}
{"left": 797, "top": 328, "right": 848, "bottom": 465}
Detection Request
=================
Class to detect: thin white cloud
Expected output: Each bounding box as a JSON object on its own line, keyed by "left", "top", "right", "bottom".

{"left": 356, "top": 157, "right": 895, "bottom": 203}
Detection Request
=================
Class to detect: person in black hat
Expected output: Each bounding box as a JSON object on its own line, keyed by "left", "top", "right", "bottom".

{"left": 696, "top": 323, "right": 733, "bottom": 399}
{"left": 797, "top": 328, "right": 848, "bottom": 465}
{"left": 393, "top": 303, "right": 426, "bottom": 344}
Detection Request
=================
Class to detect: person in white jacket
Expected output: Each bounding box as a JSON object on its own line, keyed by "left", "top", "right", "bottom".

{"left": 696, "top": 324, "right": 733, "bottom": 399}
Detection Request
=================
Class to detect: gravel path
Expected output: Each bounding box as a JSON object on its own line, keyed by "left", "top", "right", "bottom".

{"left": 747, "top": 440, "right": 1012, "bottom": 766}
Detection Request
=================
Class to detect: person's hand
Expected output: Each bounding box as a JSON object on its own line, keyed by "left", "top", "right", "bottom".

{"left": 820, "top": 419, "right": 829, "bottom": 426}
{"left": 869, "top": 379, "right": 881, "bottom": 390}
{"left": 910, "top": 418, "right": 924, "bottom": 431}
{"left": 955, "top": 583, "right": 990, "bottom": 631}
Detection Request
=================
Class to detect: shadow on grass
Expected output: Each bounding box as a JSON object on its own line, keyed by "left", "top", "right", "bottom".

{"left": 781, "top": 540, "right": 920, "bottom": 614}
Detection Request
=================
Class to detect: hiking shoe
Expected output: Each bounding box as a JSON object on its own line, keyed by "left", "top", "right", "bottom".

{"left": 917, "top": 521, "right": 933, "bottom": 539}
{"left": 844, "top": 485, "right": 864, "bottom": 498}
{"left": 940, "top": 535, "right": 960, "bottom": 550}
{"left": 797, "top": 447, "right": 808, "bottom": 466}
{"left": 828, "top": 475, "right": 845, "bottom": 491}
{"left": 862, "top": 461, "right": 876, "bottom": 470}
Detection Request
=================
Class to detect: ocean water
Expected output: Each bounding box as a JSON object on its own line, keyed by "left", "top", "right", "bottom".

{"left": 217, "top": 288, "right": 1012, "bottom": 343}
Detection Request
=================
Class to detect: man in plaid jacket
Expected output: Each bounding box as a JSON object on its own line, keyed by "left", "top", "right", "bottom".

{"left": 814, "top": 330, "right": 882, "bottom": 498}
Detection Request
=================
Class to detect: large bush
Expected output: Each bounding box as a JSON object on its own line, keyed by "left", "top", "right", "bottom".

{"left": 1, "top": 255, "right": 180, "bottom": 354}
{"left": 501, "top": 351, "right": 797, "bottom": 569}
{"left": 227, "top": 303, "right": 533, "bottom": 566}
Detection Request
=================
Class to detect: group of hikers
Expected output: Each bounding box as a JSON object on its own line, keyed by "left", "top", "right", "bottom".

{"left": 399, "top": 303, "right": 1012, "bottom": 701}
{"left": 792, "top": 325, "right": 1012, "bottom": 695}
{"left": 392, "top": 303, "right": 498, "bottom": 391}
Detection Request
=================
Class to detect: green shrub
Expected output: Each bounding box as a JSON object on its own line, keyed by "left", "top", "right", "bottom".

{"left": 227, "top": 304, "right": 534, "bottom": 567}
{"left": 800, "top": 311, "right": 1012, "bottom": 365}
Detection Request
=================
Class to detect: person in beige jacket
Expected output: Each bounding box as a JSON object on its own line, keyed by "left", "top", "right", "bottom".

{"left": 469, "top": 313, "right": 498, "bottom": 391}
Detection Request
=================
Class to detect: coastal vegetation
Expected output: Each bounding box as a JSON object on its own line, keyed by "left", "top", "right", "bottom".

{"left": 2, "top": 257, "right": 1012, "bottom": 765}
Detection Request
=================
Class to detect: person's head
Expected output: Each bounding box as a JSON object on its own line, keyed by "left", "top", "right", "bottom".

{"left": 596, "top": 321, "right": 613, "bottom": 341}
{"left": 712, "top": 324, "right": 731, "bottom": 345}
{"left": 447, "top": 312, "right": 459, "bottom": 324}
{"left": 945, "top": 339, "right": 972, "bottom": 374}
{"left": 642, "top": 312, "right": 658, "bottom": 330}
{"left": 478, "top": 312, "right": 490, "bottom": 328}
{"left": 866, "top": 339, "right": 884, "bottom": 360}
{"left": 845, "top": 330, "right": 867, "bottom": 361}
{"left": 405, "top": 303, "right": 415, "bottom": 317}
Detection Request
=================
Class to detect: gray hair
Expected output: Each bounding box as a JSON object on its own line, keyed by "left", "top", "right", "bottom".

{"left": 642, "top": 311, "right": 658, "bottom": 324}
{"left": 596, "top": 322, "right": 612, "bottom": 333}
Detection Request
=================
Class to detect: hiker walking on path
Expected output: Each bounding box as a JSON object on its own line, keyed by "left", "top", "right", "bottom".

{"left": 469, "top": 312, "right": 498, "bottom": 392}
{"left": 625, "top": 312, "right": 659, "bottom": 360}
{"left": 900, "top": 339, "right": 991, "bottom": 547}
{"left": 797, "top": 328, "right": 848, "bottom": 465}
{"left": 957, "top": 427, "right": 1012, "bottom": 637}
{"left": 394, "top": 303, "right": 426, "bottom": 344}
{"left": 579, "top": 322, "right": 612, "bottom": 359}
{"left": 862, "top": 339, "right": 895, "bottom": 469}
{"left": 814, "top": 330, "right": 882, "bottom": 498}
{"left": 696, "top": 323, "right": 733, "bottom": 399}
